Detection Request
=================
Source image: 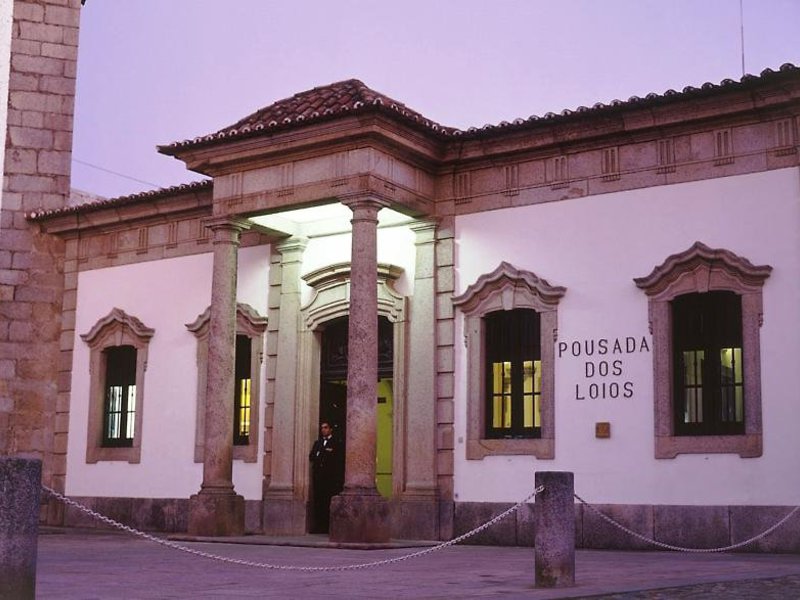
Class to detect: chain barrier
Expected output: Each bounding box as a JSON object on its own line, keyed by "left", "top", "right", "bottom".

{"left": 42, "top": 484, "right": 543, "bottom": 572}
{"left": 574, "top": 493, "right": 800, "bottom": 553}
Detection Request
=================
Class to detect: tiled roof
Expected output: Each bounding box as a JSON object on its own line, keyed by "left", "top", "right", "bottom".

{"left": 26, "top": 179, "right": 212, "bottom": 221}
{"left": 161, "top": 64, "right": 799, "bottom": 152}
{"left": 160, "top": 79, "right": 456, "bottom": 154}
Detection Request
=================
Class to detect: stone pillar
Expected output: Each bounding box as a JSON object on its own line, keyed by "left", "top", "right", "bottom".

{"left": 188, "top": 217, "right": 250, "bottom": 536}
{"left": 329, "top": 197, "right": 390, "bottom": 543}
{"left": 534, "top": 471, "right": 575, "bottom": 588}
{"left": 395, "top": 221, "right": 439, "bottom": 539}
{"left": 0, "top": 457, "right": 41, "bottom": 599}
{"left": 263, "top": 236, "right": 308, "bottom": 535}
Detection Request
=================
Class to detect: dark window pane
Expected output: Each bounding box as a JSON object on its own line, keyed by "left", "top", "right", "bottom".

{"left": 484, "top": 309, "right": 541, "bottom": 439}
{"left": 103, "top": 345, "right": 136, "bottom": 447}
{"left": 672, "top": 292, "right": 744, "bottom": 436}
{"left": 234, "top": 334, "right": 252, "bottom": 445}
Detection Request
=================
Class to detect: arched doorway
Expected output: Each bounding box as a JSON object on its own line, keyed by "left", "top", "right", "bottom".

{"left": 317, "top": 315, "right": 394, "bottom": 504}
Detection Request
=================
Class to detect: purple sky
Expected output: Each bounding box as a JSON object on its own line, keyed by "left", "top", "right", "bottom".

{"left": 71, "top": 0, "right": 800, "bottom": 199}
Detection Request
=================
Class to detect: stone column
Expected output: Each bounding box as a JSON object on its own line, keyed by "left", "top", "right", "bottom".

{"left": 395, "top": 221, "right": 439, "bottom": 539}
{"left": 188, "top": 217, "right": 250, "bottom": 536}
{"left": 534, "top": 471, "right": 576, "bottom": 588}
{"left": 0, "top": 458, "right": 41, "bottom": 600}
{"left": 263, "top": 236, "right": 308, "bottom": 535}
{"left": 329, "top": 197, "right": 390, "bottom": 543}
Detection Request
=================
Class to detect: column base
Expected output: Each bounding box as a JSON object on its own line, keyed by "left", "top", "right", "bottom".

{"left": 391, "top": 492, "right": 440, "bottom": 540}
{"left": 262, "top": 495, "right": 307, "bottom": 536}
{"left": 188, "top": 489, "right": 245, "bottom": 536}
{"left": 329, "top": 489, "right": 390, "bottom": 543}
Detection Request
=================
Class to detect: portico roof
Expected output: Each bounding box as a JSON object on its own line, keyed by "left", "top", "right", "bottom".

{"left": 159, "top": 78, "right": 456, "bottom": 156}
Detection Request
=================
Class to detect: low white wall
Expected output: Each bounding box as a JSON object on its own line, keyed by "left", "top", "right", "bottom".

{"left": 66, "top": 245, "right": 270, "bottom": 500}
{"left": 453, "top": 168, "right": 800, "bottom": 506}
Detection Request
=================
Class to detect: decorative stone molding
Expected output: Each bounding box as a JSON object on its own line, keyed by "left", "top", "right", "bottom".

{"left": 713, "top": 128, "right": 735, "bottom": 165}
{"left": 601, "top": 146, "right": 621, "bottom": 181}
{"left": 453, "top": 262, "right": 566, "bottom": 460}
{"left": 656, "top": 139, "right": 676, "bottom": 174}
{"left": 81, "top": 308, "right": 155, "bottom": 464}
{"left": 301, "top": 262, "right": 405, "bottom": 329}
{"left": 186, "top": 303, "right": 267, "bottom": 463}
{"left": 774, "top": 118, "right": 798, "bottom": 156}
{"left": 634, "top": 242, "right": 772, "bottom": 458}
{"left": 635, "top": 242, "right": 772, "bottom": 298}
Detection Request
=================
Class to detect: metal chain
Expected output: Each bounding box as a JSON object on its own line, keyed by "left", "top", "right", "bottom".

{"left": 574, "top": 493, "right": 800, "bottom": 553}
{"left": 41, "top": 485, "right": 543, "bottom": 572}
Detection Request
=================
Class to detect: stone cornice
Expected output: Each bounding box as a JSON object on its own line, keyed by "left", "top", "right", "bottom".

{"left": 453, "top": 261, "right": 566, "bottom": 313}
{"left": 80, "top": 308, "right": 155, "bottom": 346}
{"left": 31, "top": 182, "right": 213, "bottom": 234}
{"left": 162, "top": 114, "right": 444, "bottom": 177}
{"left": 634, "top": 241, "right": 773, "bottom": 296}
{"left": 186, "top": 303, "right": 268, "bottom": 335}
{"left": 301, "top": 261, "right": 403, "bottom": 290}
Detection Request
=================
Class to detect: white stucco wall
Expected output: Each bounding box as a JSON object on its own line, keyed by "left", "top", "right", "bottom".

{"left": 453, "top": 168, "right": 800, "bottom": 506}
{"left": 66, "top": 245, "right": 270, "bottom": 499}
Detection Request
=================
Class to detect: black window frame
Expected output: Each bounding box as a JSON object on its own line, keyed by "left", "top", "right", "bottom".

{"left": 484, "top": 308, "right": 542, "bottom": 439}
{"left": 102, "top": 345, "right": 137, "bottom": 448}
{"left": 233, "top": 334, "right": 252, "bottom": 446}
{"left": 672, "top": 291, "right": 744, "bottom": 436}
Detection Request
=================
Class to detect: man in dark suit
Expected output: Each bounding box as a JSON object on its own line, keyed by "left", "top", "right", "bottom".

{"left": 308, "top": 421, "right": 343, "bottom": 533}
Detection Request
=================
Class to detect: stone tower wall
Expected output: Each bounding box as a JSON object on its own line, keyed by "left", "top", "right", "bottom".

{"left": 0, "top": 0, "right": 81, "bottom": 522}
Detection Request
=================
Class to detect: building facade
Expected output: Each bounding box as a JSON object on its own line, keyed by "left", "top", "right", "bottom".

{"left": 20, "top": 62, "right": 800, "bottom": 549}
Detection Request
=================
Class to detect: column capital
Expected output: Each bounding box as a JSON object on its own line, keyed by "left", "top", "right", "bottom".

{"left": 203, "top": 216, "right": 251, "bottom": 237}
{"left": 275, "top": 236, "right": 309, "bottom": 257}
{"left": 410, "top": 219, "right": 438, "bottom": 242}
{"left": 340, "top": 195, "right": 390, "bottom": 214}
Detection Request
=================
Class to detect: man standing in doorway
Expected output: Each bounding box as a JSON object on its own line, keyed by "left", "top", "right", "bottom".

{"left": 309, "top": 421, "right": 343, "bottom": 533}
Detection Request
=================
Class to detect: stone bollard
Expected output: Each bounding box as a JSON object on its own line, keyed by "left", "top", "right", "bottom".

{"left": 534, "top": 471, "right": 575, "bottom": 588}
{"left": 0, "top": 457, "right": 42, "bottom": 600}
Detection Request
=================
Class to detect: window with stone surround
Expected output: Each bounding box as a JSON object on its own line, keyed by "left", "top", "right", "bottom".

{"left": 634, "top": 242, "right": 771, "bottom": 458}
{"left": 186, "top": 303, "right": 267, "bottom": 463}
{"left": 81, "top": 308, "right": 154, "bottom": 463}
{"left": 454, "top": 262, "right": 565, "bottom": 460}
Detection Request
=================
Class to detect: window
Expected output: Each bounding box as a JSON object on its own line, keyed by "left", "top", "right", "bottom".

{"left": 187, "top": 303, "right": 267, "bottom": 463}
{"left": 454, "top": 262, "right": 565, "bottom": 460}
{"left": 102, "top": 345, "right": 137, "bottom": 447}
{"left": 81, "top": 308, "right": 154, "bottom": 463}
{"left": 672, "top": 292, "right": 744, "bottom": 436}
{"left": 234, "top": 334, "right": 252, "bottom": 446}
{"left": 485, "top": 309, "right": 541, "bottom": 439}
{"left": 635, "top": 242, "right": 771, "bottom": 458}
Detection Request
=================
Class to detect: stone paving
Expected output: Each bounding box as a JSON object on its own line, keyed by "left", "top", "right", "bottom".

{"left": 34, "top": 528, "right": 800, "bottom": 599}
{"left": 589, "top": 575, "right": 800, "bottom": 599}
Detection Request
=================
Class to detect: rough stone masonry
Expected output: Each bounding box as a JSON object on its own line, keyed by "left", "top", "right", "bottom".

{"left": 0, "top": 0, "right": 81, "bottom": 526}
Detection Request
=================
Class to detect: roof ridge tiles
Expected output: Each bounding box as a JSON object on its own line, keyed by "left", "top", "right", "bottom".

{"left": 158, "top": 63, "right": 798, "bottom": 152}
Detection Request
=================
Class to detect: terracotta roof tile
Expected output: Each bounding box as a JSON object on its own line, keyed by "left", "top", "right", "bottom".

{"left": 160, "top": 78, "right": 456, "bottom": 153}
{"left": 26, "top": 179, "right": 212, "bottom": 221}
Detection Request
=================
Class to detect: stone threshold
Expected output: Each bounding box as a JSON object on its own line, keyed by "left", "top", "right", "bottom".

{"left": 167, "top": 533, "right": 439, "bottom": 550}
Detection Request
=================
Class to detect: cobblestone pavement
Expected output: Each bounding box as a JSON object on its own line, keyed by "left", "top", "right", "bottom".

{"left": 587, "top": 574, "right": 800, "bottom": 599}
{"left": 35, "top": 529, "right": 800, "bottom": 599}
